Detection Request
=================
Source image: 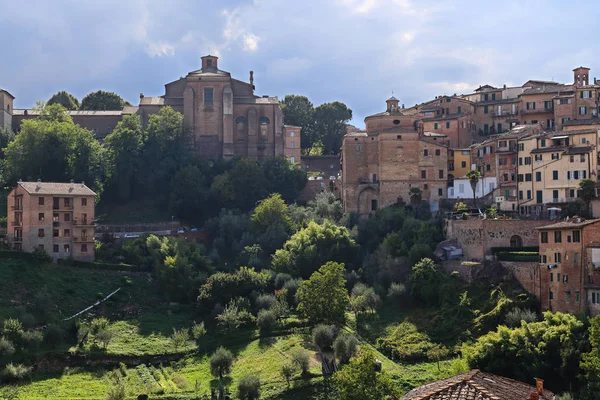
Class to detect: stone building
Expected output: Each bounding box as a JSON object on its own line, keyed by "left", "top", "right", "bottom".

{"left": 7, "top": 55, "right": 300, "bottom": 162}
{"left": 537, "top": 217, "right": 600, "bottom": 314}
{"left": 342, "top": 96, "right": 449, "bottom": 215}
{"left": 7, "top": 181, "right": 96, "bottom": 262}
{"left": 0, "top": 88, "right": 14, "bottom": 131}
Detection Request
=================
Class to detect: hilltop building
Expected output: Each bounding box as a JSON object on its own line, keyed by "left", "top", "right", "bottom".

{"left": 4, "top": 56, "right": 300, "bottom": 162}
{"left": 7, "top": 181, "right": 96, "bottom": 262}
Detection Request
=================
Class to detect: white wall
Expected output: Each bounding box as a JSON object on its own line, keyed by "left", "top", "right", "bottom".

{"left": 448, "top": 177, "right": 497, "bottom": 199}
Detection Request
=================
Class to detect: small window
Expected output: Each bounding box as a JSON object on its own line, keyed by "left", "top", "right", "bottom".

{"left": 574, "top": 252, "right": 579, "bottom": 265}
{"left": 563, "top": 274, "right": 568, "bottom": 283}
{"left": 39, "top": 213, "right": 45, "bottom": 222}
{"left": 424, "top": 184, "right": 429, "bottom": 190}
{"left": 396, "top": 135, "right": 402, "bottom": 140}
{"left": 64, "top": 213, "right": 70, "bottom": 222}
{"left": 38, "top": 197, "right": 45, "bottom": 206}
{"left": 206, "top": 59, "right": 213, "bottom": 68}
{"left": 64, "top": 244, "right": 70, "bottom": 253}
{"left": 289, "top": 157, "right": 295, "bottom": 164}
{"left": 439, "top": 170, "right": 444, "bottom": 179}
{"left": 435, "top": 149, "right": 441, "bottom": 156}
{"left": 461, "top": 161, "right": 466, "bottom": 168}
{"left": 573, "top": 231, "right": 581, "bottom": 243}
{"left": 438, "top": 188, "right": 443, "bottom": 196}
{"left": 393, "top": 119, "right": 400, "bottom": 125}
{"left": 38, "top": 229, "right": 45, "bottom": 238}
{"left": 550, "top": 273, "right": 553, "bottom": 282}
{"left": 81, "top": 244, "right": 88, "bottom": 253}
{"left": 64, "top": 229, "right": 70, "bottom": 237}
{"left": 446, "top": 122, "right": 450, "bottom": 129}
{"left": 290, "top": 131, "right": 295, "bottom": 137}
{"left": 552, "top": 170, "right": 558, "bottom": 180}
{"left": 53, "top": 229, "right": 59, "bottom": 238}
{"left": 371, "top": 200, "right": 378, "bottom": 211}
{"left": 204, "top": 88, "right": 214, "bottom": 106}
{"left": 555, "top": 231, "right": 562, "bottom": 243}
{"left": 82, "top": 198, "right": 87, "bottom": 206}
{"left": 424, "top": 149, "right": 429, "bottom": 156}
{"left": 549, "top": 291, "right": 554, "bottom": 301}
{"left": 290, "top": 142, "right": 295, "bottom": 149}
{"left": 421, "top": 170, "right": 426, "bottom": 179}
{"left": 541, "top": 232, "right": 548, "bottom": 243}
{"left": 53, "top": 245, "right": 59, "bottom": 253}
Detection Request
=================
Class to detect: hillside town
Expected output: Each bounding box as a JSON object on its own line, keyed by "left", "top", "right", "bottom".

{"left": 2, "top": 4, "right": 600, "bottom": 398}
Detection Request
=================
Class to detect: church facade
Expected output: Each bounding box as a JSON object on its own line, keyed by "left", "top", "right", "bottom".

{"left": 4, "top": 55, "right": 301, "bottom": 162}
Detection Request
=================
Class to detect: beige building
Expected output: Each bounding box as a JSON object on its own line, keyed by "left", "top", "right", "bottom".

{"left": 7, "top": 181, "right": 96, "bottom": 262}
{"left": 0, "top": 88, "right": 14, "bottom": 131}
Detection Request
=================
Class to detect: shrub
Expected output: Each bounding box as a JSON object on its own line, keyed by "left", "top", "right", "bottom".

{"left": 333, "top": 333, "right": 359, "bottom": 364}
{"left": 171, "top": 373, "right": 189, "bottom": 389}
{"left": 105, "top": 375, "right": 126, "bottom": 400}
{"left": 281, "top": 362, "right": 296, "bottom": 386}
{"left": 505, "top": 307, "right": 538, "bottom": 327}
{"left": 20, "top": 330, "right": 44, "bottom": 349}
{"left": 377, "top": 321, "right": 436, "bottom": 362}
{"left": 18, "top": 313, "right": 36, "bottom": 330}
{"left": 1, "top": 363, "right": 32, "bottom": 382}
{"left": 2, "top": 319, "right": 24, "bottom": 342}
{"left": 32, "top": 246, "right": 52, "bottom": 264}
{"left": 291, "top": 348, "right": 311, "bottom": 376}
{"left": 312, "top": 324, "right": 337, "bottom": 352}
{"left": 237, "top": 374, "right": 261, "bottom": 400}
{"left": 274, "top": 273, "right": 293, "bottom": 289}
{"left": 191, "top": 321, "right": 207, "bottom": 341}
{"left": 0, "top": 336, "right": 15, "bottom": 356}
{"left": 257, "top": 309, "right": 277, "bottom": 333}
{"left": 210, "top": 346, "right": 234, "bottom": 379}
{"left": 216, "top": 301, "right": 255, "bottom": 334}
{"left": 171, "top": 328, "right": 190, "bottom": 351}
{"left": 96, "top": 329, "right": 114, "bottom": 349}
{"left": 255, "top": 294, "right": 278, "bottom": 310}
{"left": 427, "top": 345, "right": 450, "bottom": 371}
{"left": 44, "top": 324, "right": 65, "bottom": 348}
{"left": 282, "top": 278, "right": 301, "bottom": 305}
{"left": 387, "top": 282, "right": 406, "bottom": 301}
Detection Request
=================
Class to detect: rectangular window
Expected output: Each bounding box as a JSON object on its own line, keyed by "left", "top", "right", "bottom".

{"left": 446, "top": 122, "right": 450, "bottom": 129}
{"left": 574, "top": 252, "right": 579, "bottom": 265}
{"left": 434, "top": 122, "right": 438, "bottom": 129}
{"left": 64, "top": 229, "right": 70, "bottom": 237}
{"left": 484, "top": 124, "right": 489, "bottom": 134}
{"left": 573, "top": 230, "right": 580, "bottom": 243}
{"left": 580, "top": 154, "right": 585, "bottom": 162}
{"left": 421, "top": 170, "right": 426, "bottom": 179}
{"left": 555, "top": 231, "right": 562, "bottom": 243}
{"left": 435, "top": 149, "right": 441, "bottom": 156}
{"left": 519, "top": 191, "right": 523, "bottom": 200}
{"left": 289, "top": 156, "right": 295, "bottom": 164}
{"left": 53, "top": 229, "right": 59, "bottom": 238}
{"left": 371, "top": 200, "right": 378, "bottom": 211}
{"left": 559, "top": 98, "right": 569, "bottom": 105}
{"left": 563, "top": 274, "right": 568, "bottom": 283}
{"left": 540, "top": 139, "right": 546, "bottom": 147}
{"left": 38, "top": 197, "right": 44, "bottom": 206}
{"left": 549, "top": 291, "right": 554, "bottom": 301}
{"left": 82, "top": 198, "right": 87, "bottom": 207}
{"left": 64, "top": 198, "right": 70, "bottom": 209}
{"left": 550, "top": 272, "right": 553, "bottom": 282}
{"left": 527, "top": 190, "right": 532, "bottom": 200}
{"left": 579, "top": 106, "right": 587, "bottom": 115}
{"left": 38, "top": 229, "right": 44, "bottom": 238}
{"left": 64, "top": 244, "right": 70, "bottom": 253}
{"left": 64, "top": 213, "right": 70, "bottom": 222}
{"left": 39, "top": 213, "right": 45, "bottom": 222}
{"left": 562, "top": 117, "right": 571, "bottom": 124}
{"left": 553, "top": 170, "right": 558, "bottom": 180}
{"left": 536, "top": 172, "right": 542, "bottom": 182}
{"left": 524, "top": 157, "right": 531, "bottom": 165}
{"left": 555, "top": 253, "right": 562, "bottom": 263}
{"left": 424, "top": 149, "right": 429, "bottom": 156}
{"left": 492, "top": 93, "right": 496, "bottom": 100}
{"left": 461, "top": 161, "right": 466, "bottom": 168}
{"left": 525, "top": 173, "right": 532, "bottom": 182}
{"left": 541, "top": 232, "right": 548, "bottom": 243}
{"left": 542, "top": 255, "right": 547, "bottom": 263}
{"left": 204, "top": 88, "right": 214, "bottom": 106}
{"left": 544, "top": 100, "right": 553, "bottom": 109}
{"left": 290, "top": 142, "right": 295, "bottom": 149}
{"left": 484, "top": 105, "right": 489, "bottom": 114}
{"left": 486, "top": 164, "right": 491, "bottom": 171}
{"left": 53, "top": 244, "right": 59, "bottom": 253}
{"left": 439, "top": 170, "right": 444, "bottom": 179}
{"left": 519, "top": 157, "right": 523, "bottom": 166}
{"left": 518, "top": 174, "right": 524, "bottom": 182}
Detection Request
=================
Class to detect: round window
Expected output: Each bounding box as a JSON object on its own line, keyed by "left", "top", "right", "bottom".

{"left": 393, "top": 119, "right": 400, "bottom": 125}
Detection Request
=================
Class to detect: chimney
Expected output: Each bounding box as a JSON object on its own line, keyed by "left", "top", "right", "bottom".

{"left": 37, "top": 179, "right": 41, "bottom": 183}
{"left": 250, "top": 71, "right": 254, "bottom": 87}
{"left": 503, "top": 84, "right": 507, "bottom": 89}
{"left": 529, "top": 391, "right": 540, "bottom": 400}
{"left": 535, "top": 378, "right": 544, "bottom": 394}
{"left": 140, "top": 93, "right": 144, "bottom": 99}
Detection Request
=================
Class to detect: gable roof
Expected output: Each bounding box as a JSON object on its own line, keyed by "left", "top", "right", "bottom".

{"left": 16, "top": 181, "right": 96, "bottom": 196}
{"left": 536, "top": 217, "right": 600, "bottom": 230}
{"left": 0, "top": 88, "right": 15, "bottom": 99}
{"left": 401, "top": 370, "right": 554, "bottom": 400}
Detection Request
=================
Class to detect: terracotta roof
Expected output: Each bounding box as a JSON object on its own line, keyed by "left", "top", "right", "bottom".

{"left": 16, "top": 181, "right": 96, "bottom": 196}
{"left": 401, "top": 370, "right": 554, "bottom": 400}
{"left": 563, "top": 118, "right": 600, "bottom": 127}
{"left": 537, "top": 218, "right": 600, "bottom": 230}
{"left": 12, "top": 109, "right": 124, "bottom": 116}
{"left": 565, "top": 145, "right": 594, "bottom": 154}
{"left": 522, "top": 84, "right": 574, "bottom": 95}
{"left": 423, "top": 112, "right": 469, "bottom": 122}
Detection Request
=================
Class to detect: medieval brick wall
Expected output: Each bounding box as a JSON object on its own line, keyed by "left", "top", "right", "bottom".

{"left": 502, "top": 261, "right": 543, "bottom": 301}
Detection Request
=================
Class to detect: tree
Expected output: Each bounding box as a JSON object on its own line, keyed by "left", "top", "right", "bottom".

{"left": 47, "top": 91, "right": 79, "bottom": 110}
{"left": 256, "top": 309, "right": 277, "bottom": 333}
{"left": 427, "top": 345, "right": 450, "bottom": 371}
{"left": 313, "top": 324, "right": 338, "bottom": 351}
{"left": 281, "top": 362, "right": 296, "bottom": 387}
{"left": 409, "top": 258, "right": 445, "bottom": 306}
{"left": 291, "top": 349, "right": 311, "bottom": 376}
{"left": 211, "top": 158, "right": 269, "bottom": 211}
{"left": 466, "top": 169, "right": 481, "bottom": 209}
{"left": 251, "top": 193, "right": 293, "bottom": 234}
{"left": 579, "top": 178, "right": 597, "bottom": 217}
{"left": 80, "top": 90, "right": 128, "bottom": 110}
{"left": 237, "top": 374, "right": 261, "bottom": 400}
{"left": 333, "top": 349, "right": 401, "bottom": 400}
{"left": 409, "top": 187, "right": 422, "bottom": 205}
{"left": 262, "top": 156, "right": 307, "bottom": 202}
{"left": 0, "top": 128, "right": 15, "bottom": 157}
{"left": 171, "top": 327, "right": 190, "bottom": 351}
{"left": 3, "top": 104, "right": 106, "bottom": 193}
{"left": 314, "top": 102, "right": 353, "bottom": 155}
{"left": 281, "top": 95, "right": 316, "bottom": 155}
{"left": 333, "top": 333, "right": 359, "bottom": 364}
{"left": 210, "top": 346, "right": 234, "bottom": 380}
{"left": 272, "top": 220, "right": 360, "bottom": 278}
{"left": 104, "top": 114, "right": 145, "bottom": 202}
{"left": 169, "top": 165, "right": 211, "bottom": 225}
{"left": 581, "top": 315, "right": 600, "bottom": 398}
{"left": 297, "top": 262, "right": 349, "bottom": 324}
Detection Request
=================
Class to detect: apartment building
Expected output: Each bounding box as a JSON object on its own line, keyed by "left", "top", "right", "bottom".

{"left": 7, "top": 181, "right": 96, "bottom": 262}
{"left": 537, "top": 218, "right": 600, "bottom": 314}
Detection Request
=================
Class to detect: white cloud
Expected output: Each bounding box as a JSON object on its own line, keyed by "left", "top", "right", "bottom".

{"left": 243, "top": 34, "right": 261, "bottom": 52}
{"left": 426, "top": 81, "right": 473, "bottom": 94}
{"left": 267, "top": 57, "right": 313, "bottom": 79}
{"left": 146, "top": 42, "right": 176, "bottom": 57}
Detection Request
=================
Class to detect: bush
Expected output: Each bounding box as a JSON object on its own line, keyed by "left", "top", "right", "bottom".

{"left": 32, "top": 246, "right": 52, "bottom": 264}
{"left": 210, "top": 346, "right": 234, "bottom": 379}
{"left": 20, "top": 330, "right": 44, "bottom": 349}
{"left": 333, "top": 333, "right": 359, "bottom": 364}
{"left": 256, "top": 309, "right": 277, "bottom": 333}
{"left": 387, "top": 282, "right": 406, "bottom": 301}
{"left": 377, "top": 321, "right": 436, "bottom": 362}
{"left": 96, "top": 329, "right": 114, "bottom": 349}
{"left": 191, "top": 321, "right": 207, "bottom": 341}
{"left": 505, "top": 307, "right": 538, "bottom": 327}
{"left": 255, "top": 294, "right": 278, "bottom": 310}
{"left": 313, "top": 324, "right": 338, "bottom": 352}
{"left": 281, "top": 362, "right": 296, "bottom": 386}
{"left": 105, "top": 376, "right": 126, "bottom": 400}
{"left": 1, "top": 363, "right": 32, "bottom": 382}
{"left": 283, "top": 278, "right": 301, "bottom": 305}
{"left": 274, "top": 273, "right": 293, "bottom": 289}
{"left": 171, "top": 328, "right": 190, "bottom": 351}
{"left": 216, "top": 301, "right": 255, "bottom": 334}
{"left": 0, "top": 336, "right": 15, "bottom": 356}
{"left": 237, "top": 374, "right": 261, "bottom": 400}
{"left": 2, "top": 318, "right": 24, "bottom": 342}
{"left": 291, "top": 348, "right": 311, "bottom": 376}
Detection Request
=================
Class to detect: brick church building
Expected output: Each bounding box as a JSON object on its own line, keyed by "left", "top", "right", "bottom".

{"left": 1, "top": 55, "right": 301, "bottom": 162}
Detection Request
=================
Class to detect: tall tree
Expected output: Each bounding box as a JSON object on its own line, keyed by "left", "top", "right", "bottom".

{"left": 80, "top": 90, "right": 129, "bottom": 110}
{"left": 262, "top": 156, "right": 307, "bottom": 203}
{"left": 466, "top": 169, "right": 481, "bottom": 209}
{"left": 3, "top": 104, "right": 105, "bottom": 193}
{"left": 0, "top": 128, "right": 15, "bottom": 158}
{"left": 169, "top": 165, "right": 211, "bottom": 225}
{"left": 280, "top": 95, "right": 317, "bottom": 155}
{"left": 314, "top": 102, "right": 352, "bottom": 155}
{"left": 297, "top": 261, "right": 349, "bottom": 324}
{"left": 579, "top": 178, "right": 597, "bottom": 217}
{"left": 581, "top": 315, "right": 600, "bottom": 398}
{"left": 47, "top": 91, "right": 79, "bottom": 110}
{"left": 210, "top": 158, "right": 269, "bottom": 211}
{"left": 104, "top": 115, "right": 145, "bottom": 202}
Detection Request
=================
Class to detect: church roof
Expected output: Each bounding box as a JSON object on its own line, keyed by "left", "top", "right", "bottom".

{"left": 401, "top": 370, "right": 553, "bottom": 400}
{"left": 0, "top": 88, "right": 15, "bottom": 99}
{"left": 387, "top": 96, "right": 399, "bottom": 101}
{"left": 139, "top": 96, "right": 165, "bottom": 106}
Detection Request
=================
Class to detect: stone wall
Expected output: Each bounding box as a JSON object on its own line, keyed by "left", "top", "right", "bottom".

{"left": 502, "top": 261, "right": 542, "bottom": 301}
{"left": 298, "top": 179, "right": 340, "bottom": 202}
{"left": 446, "top": 218, "right": 551, "bottom": 260}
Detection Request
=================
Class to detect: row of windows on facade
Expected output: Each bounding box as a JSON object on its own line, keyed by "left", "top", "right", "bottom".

{"left": 35, "top": 212, "right": 89, "bottom": 223}
{"left": 541, "top": 252, "right": 579, "bottom": 265}
{"left": 34, "top": 197, "right": 88, "bottom": 207}
{"left": 507, "top": 169, "right": 589, "bottom": 184}
{"left": 548, "top": 289, "right": 580, "bottom": 303}
{"left": 477, "top": 137, "right": 588, "bottom": 157}
{"left": 37, "top": 244, "right": 89, "bottom": 254}
{"left": 36, "top": 228, "right": 89, "bottom": 239}
{"left": 540, "top": 230, "right": 581, "bottom": 244}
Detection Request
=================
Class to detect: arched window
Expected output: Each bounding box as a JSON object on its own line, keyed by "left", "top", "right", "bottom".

{"left": 259, "top": 117, "right": 270, "bottom": 125}
{"left": 235, "top": 117, "right": 247, "bottom": 130}
{"left": 259, "top": 117, "right": 270, "bottom": 139}
{"left": 510, "top": 235, "right": 523, "bottom": 248}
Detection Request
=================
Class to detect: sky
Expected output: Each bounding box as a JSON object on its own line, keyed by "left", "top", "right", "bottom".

{"left": 1, "top": 0, "right": 598, "bottom": 127}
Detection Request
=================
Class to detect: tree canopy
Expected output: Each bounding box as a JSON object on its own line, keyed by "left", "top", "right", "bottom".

{"left": 297, "top": 261, "right": 349, "bottom": 324}
{"left": 80, "top": 90, "right": 129, "bottom": 110}
{"left": 47, "top": 91, "right": 79, "bottom": 110}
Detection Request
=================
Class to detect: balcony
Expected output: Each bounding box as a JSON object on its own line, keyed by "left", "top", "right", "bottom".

{"left": 491, "top": 110, "right": 518, "bottom": 119}
{"left": 73, "top": 236, "right": 94, "bottom": 243}
{"left": 496, "top": 144, "right": 518, "bottom": 153}
{"left": 74, "top": 219, "right": 95, "bottom": 226}
{"left": 521, "top": 108, "right": 552, "bottom": 115}
{"left": 10, "top": 205, "right": 23, "bottom": 211}
{"left": 12, "top": 220, "right": 22, "bottom": 227}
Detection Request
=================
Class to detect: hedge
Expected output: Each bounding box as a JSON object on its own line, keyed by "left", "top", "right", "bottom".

{"left": 496, "top": 251, "right": 540, "bottom": 262}
{"left": 56, "top": 259, "right": 148, "bottom": 272}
